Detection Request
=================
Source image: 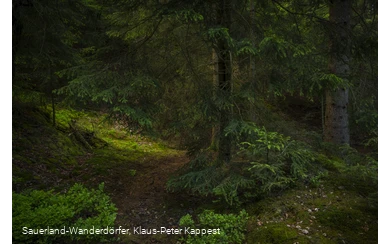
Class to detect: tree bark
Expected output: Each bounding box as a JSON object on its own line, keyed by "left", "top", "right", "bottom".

{"left": 324, "top": 0, "right": 351, "bottom": 145}
{"left": 210, "top": 49, "right": 220, "bottom": 150}
{"left": 249, "top": 0, "right": 257, "bottom": 122}
{"left": 48, "top": 65, "right": 56, "bottom": 127}
{"left": 215, "top": 0, "right": 232, "bottom": 163}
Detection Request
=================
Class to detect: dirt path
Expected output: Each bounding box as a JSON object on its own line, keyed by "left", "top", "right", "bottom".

{"left": 103, "top": 155, "right": 193, "bottom": 243}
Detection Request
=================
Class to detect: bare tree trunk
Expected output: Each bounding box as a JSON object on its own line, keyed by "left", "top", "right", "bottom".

{"left": 324, "top": 0, "right": 351, "bottom": 145}
{"left": 215, "top": 0, "right": 232, "bottom": 163}
{"left": 51, "top": 90, "right": 56, "bottom": 126}
{"left": 249, "top": 0, "right": 256, "bottom": 122}
{"left": 210, "top": 49, "right": 220, "bottom": 150}
{"left": 48, "top": 64, "right": 56, "bottom": 127}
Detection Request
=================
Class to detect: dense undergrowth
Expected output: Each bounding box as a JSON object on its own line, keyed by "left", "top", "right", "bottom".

{"left": 13, "top": 183, "right": 117, "bottom": 243}
{"left": 12, "top": 101, "right": 377, "bottom": 243}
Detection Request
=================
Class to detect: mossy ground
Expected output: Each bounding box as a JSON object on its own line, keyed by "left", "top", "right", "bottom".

{"left": 12, "top": 104, "right": 377, "bottom": 243}
{"left": 245, "top": 169, "right": 377, "bottom": 243}
{"left": 13, "top": 106, "right": 182, "bottom": 185}
{"left": 13, "top": 105, "right": 190, "bottom": 243}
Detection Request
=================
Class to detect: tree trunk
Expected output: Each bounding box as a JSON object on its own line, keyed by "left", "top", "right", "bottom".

{"left": 47, "top": 64, "right": 56, "bottom": 127}
{"left": 249, "top": 0, "right": 256, "bottom": 122}
{"left": 210, "top": 49, "right": 220, "bottom": 150}
{"left": 324, "top": 0, "right": 351, "bottom": 145}
{"left": 215, "top": 0, "right": 232, "bottom": 163}
{"left": 51, "top": 90, "right": 56, "bottom": 126}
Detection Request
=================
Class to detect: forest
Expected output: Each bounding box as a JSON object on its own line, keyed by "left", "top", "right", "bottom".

{"left": 12, "top": 0, "right": 378, "bottom": 243}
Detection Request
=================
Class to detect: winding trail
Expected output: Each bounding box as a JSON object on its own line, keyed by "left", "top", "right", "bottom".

{"left": 103, "top": 155, "right": 193, "bottom": 243}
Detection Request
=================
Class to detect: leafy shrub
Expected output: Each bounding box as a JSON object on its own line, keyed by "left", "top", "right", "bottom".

{"left": 13, "top": 183, "right": 117, "bottom": 243}
{"left": 179, "top": 210, "right": 248, "bottom": 244}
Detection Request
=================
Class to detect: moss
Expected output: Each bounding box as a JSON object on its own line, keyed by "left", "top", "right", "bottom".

{"left": 247, "top": 223, "right": 306, "bottom": 244}
{"left": 48, "top": 143, "right": 58, "bottom": 150}
{"left": 47, "top": 157, "right": 61, "bottom": 165}
{"left": 55, "top": 108, "right": 82, "bottom": 127}
{"left": 13, "top": 167, "right": 35, "bottom": 182}
{"left": 55, "top": 108, "right": 182, "bottom": 161}
{"left": 14, "top": 137, "right": 33, "bottom": 151}
{"left": 316, "top": 207, "right": 377, "bottom": 243}
{"left": 12, "top": 154, "right": 33, "bottom": 165}
{"left": 128, "top": 169, "right": 137, "bottom": 176}
{"left": 106, "top": 128, "right": 127, "bottom": 139}
{"left": 245, "top": 178, "right": 377, "bottom": 244}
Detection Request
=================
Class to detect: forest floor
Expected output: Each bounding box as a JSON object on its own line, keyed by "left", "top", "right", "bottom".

{"left": 12, "top": 105, "right": 378, "bottom": 243}
{"left": 100, "top": 154, "right": 193, "bottom": 243}
{"left": 12, "top": 105, "right": 199, "bottom": 243}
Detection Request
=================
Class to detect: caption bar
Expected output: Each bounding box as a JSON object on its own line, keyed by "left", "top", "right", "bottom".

{"left": 22, "top": 226, "right": 221, "bottom": 236}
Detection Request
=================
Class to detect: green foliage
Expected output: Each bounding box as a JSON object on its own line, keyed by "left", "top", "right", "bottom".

{"left": 258, "top": 35, "right": 289, "bottom": 60}
{"left": 213, "top": 174, "right": 256, "bottom": 206}
{"left": 13, "top": 1, "right": 377, "bottom": 243}
{"left": 319, "top": 73, "right": 350, "bottom": 90}
{"left": 239, "top": 126, "right": 316, "bottom": 192}
{"left": 175, "top": 9, "right": 204, "bottom": 23}
{"left": 179, "top": 210, "right": 248, "bottom": 244}
{"left": 12, "top": 87, "right": 47, "bottom": 107}
{"left": 167, "top": 152, "right": 222, "bottom": 197}
{"left": 351, "top": 97, "right": 378, "bottom": 151}
{"left": 13, "top": 183, "right": 117, "bottom": 243}
{"left": 207, "top": 27, "right": 234, "bottom": 48}
{"left": 316, "top": 143, "right": 378, "bottom": 209}
{"left": 236, "top": 39, "right": 257, "bottom": 56}
{"left": 245, "top": 174, "right": 377, "bottom": 244}
{"left": 167, "top": 150, "right": 256, "bottom": 206}
{"left": 57, "top": 71, "right": 159, "bottom": 130}
{"left": 338, "top": 156, "right": 377, "bottom": 208}
{"left": 168, "top": 125, "right": 319, "bottom": 206}
{"left": 13, "top": 0, "right": 96, "bottom": 104}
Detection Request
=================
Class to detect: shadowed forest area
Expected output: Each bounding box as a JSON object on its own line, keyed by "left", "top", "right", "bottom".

{"left": 12, "top": 0, "right": 378, "bottom": 243}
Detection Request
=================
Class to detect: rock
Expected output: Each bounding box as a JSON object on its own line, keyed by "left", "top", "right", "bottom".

{"left": 301, "top": 229, "right": 309, "bottom": 234}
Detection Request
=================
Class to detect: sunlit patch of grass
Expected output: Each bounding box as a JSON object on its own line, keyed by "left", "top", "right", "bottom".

{"left": 56, "top": 107, "right": 182, "bottom": 156}
{"left": 55, "top": 107, "right": 184, "bottom": 175}
{"left": 13, "top": 107, "right": 187, "bottom": 191}
{"left": 96, "top": 129, "right": 182, "bottom": 160}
